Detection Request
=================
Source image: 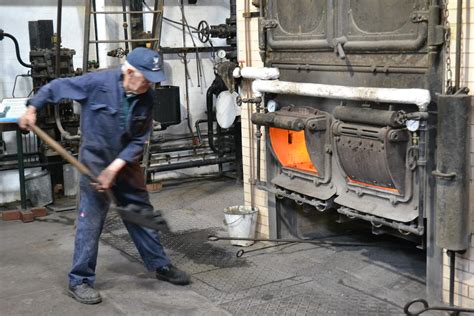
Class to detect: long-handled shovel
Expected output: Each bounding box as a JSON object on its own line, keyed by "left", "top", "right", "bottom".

{"left": 29, "top": 124, "right": 169, "bottom": 231}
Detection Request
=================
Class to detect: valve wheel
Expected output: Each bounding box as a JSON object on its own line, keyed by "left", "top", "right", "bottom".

{"left": 197, "top": 20, "right": 210, "bottom": 43}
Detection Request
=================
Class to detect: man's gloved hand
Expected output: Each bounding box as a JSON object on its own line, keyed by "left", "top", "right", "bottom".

{"left": 93, "top": 159, "right": 126, "bottom": 191}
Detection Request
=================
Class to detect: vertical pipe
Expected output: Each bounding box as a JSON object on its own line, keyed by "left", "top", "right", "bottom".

{"left": 256, "top": 100, "right": 262, "bottom": 184}
{"left": 16, "top": 129, "right": 27, "bottom": 210}
{"left": 83, "top": 0, "right": 92, "bottom": 72}
{"left": 230, "top": 0, "right": 236, "bottom": 17}
{"left": 130, "top": 0, "right": 144, "bottom": 49}
{"left": 417, "top": 121, "right": 427, "bottom": 231}
{"left": 180, "top": 0, "right": 194, "bottom": 139}
{"left": 455, "top": 0, "right": 463, "bottom": 90}
{"left": 151, "top": 0, "right": 159, "bottom": 39}
{"left": 121, "top": 0, "right": 130, "bottom": 52}
{"left": 256, "top": 0, "right": 264, "bottom": 184}
{"left": 55, "top": 0, "right": 63, "bottom": 78}
{"left": 448, "top": 250, "right": 456, "bottom": 306}
{"left": 92, "top": 0, "right": 100, "bottom": 66}
{"left": 244, "top": 0, "right": 256, "bottom": 207}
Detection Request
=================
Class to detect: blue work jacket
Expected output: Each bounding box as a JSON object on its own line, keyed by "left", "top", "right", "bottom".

{"left": 28, "top": 67, "right": 154, "bottom": 174}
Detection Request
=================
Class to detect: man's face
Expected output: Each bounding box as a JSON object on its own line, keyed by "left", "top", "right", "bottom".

{"left": 124, "top": 68, "right": 153, "bottom": 95}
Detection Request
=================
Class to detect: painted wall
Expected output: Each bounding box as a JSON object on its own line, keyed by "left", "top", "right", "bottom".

{"left": 0, "top": 0, "right": 230, "bottom": 203}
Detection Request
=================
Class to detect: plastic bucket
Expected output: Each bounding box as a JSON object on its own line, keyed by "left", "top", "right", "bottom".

{"left": 224, "top": 205, "right": 258, "bottom": 247}
{"left": 25, "top": 170, "right": 53, "bottom": 207}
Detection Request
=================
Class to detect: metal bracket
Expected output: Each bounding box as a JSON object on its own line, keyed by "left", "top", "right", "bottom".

{"left": 242, "top": 11, "right": 261, "bottom": 19}
{"left": 411, "top": 11, "right": 429, "bottom": 23}
{"left": 261, "top": 19, "right": 278, "bottom": 29}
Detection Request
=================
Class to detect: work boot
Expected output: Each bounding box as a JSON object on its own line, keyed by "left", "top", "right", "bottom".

{"left": 67, "top": 283, "right": 102, "bottom": 304}
{"left": 156, "top": 264, "right": 190, "bottom": 285}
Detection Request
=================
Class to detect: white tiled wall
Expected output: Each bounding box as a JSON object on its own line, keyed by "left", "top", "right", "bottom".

{"left": 442, "top": 3, "right": 474, "bottom": 308}
{"left": 236, "top": 1, "right": 269, "bottom": 237}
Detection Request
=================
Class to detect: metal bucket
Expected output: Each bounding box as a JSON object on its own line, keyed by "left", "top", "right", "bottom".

{"left": 63, "top": 164, "right": 79, "bottom": 197}
{"left": 224, "top": 205, "right": 259, "bottom": 247}
{"left": 25, "top": 170, "right": 53, "bottom": 206}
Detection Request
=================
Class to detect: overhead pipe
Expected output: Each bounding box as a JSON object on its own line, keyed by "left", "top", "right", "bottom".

{"left": 234, "top": 66, "right": 280, "bottom": 80}
{"left": 0, "top": 30, "right": 32, "bottom": 68}
{"left": 148, "top": 156, "right": 235, "bottom": 172}
{"left": 252, "top": 80, "right": 431, "bottom": 111}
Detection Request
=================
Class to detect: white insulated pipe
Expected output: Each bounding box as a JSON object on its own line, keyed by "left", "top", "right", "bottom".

{"left": 234, "top": 67, "right": 280, "bottom": 80}
{"left": 252, "top": 79, "right": 431, "bottom": 111}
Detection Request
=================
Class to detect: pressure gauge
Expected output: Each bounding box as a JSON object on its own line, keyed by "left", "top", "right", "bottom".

{"left": 406, "top": 119, "right": 420, "bottom": 132}
{"left": 267, "top": 100, "right": 278, "bottom": 112}
{"left": 217, "top": 49, "right": 227, "bottom": 59}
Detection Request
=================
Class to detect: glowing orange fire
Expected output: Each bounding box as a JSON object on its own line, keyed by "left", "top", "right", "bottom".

{"left": 347, "top": 177, "right": 399, "bottom": 193}
{"left": 269, "top": 127, "right": 318, "bottom": 174}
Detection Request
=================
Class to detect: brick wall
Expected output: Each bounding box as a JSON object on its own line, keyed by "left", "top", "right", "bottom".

{"left": 441, "top": 2, "right": 474, "bottom": 307}
{"left": 236, "top": 2, "right": 269, "bottom": 237}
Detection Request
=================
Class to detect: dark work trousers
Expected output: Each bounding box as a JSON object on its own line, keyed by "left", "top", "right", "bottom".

{"left": 68, "top": 163, "right": 170, "bottom": 287}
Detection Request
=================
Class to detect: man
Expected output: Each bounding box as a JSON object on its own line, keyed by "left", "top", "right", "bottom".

{"left": 19, "top": 47, "right": 190, "bottom": 304}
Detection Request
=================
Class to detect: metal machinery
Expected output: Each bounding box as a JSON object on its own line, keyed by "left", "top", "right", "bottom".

{"left": 143, "top": 0, "right": 241, "bottom": 180}
{"left": 0, "top": 16, "right": 80, "bottom": 197}
{"left": 246, "top": 0, "right": 471, "bottom": 301}
{"left": 0, "top": 0, "right": 240, "bottom": 205}
{"left": 83, "top": 0, "right": 241, "bottom": 179}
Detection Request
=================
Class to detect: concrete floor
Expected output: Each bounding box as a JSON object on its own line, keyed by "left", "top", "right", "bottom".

{"left": 0, "top": 176, "right": 426, "bottom": 315}
{"left": 0, "top": 176, "right": 238, "bottom": 316}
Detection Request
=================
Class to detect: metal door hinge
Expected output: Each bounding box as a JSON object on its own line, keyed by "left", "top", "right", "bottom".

{"left": 411, "top": 11, "right": 429, "bottom": 23}
{"left": 261, "top": 19, "right": 278, "bottom": 29}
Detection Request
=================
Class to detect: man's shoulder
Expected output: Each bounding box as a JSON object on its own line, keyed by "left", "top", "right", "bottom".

{"left": 86, "top": 67, "right": 120, "bottom": 80}
{"left": 84, "top": 68, "right": 121, "bottom": 91}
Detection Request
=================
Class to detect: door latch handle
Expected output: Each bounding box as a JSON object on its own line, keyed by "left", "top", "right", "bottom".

{"left": 335, "top": 42, "right": 346, "bottom": 59}
{"left": 432, "top": 170, "right": 456, "bottom": 180}
{"left": 333, "top": 37, "right": 347, "bottom": 60}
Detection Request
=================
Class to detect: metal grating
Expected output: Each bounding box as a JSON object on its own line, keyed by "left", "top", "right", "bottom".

{"left": 101, "top": 212, "right": 425, "bottom": 315}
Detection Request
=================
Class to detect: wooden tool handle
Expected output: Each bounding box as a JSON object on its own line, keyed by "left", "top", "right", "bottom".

{"left": 29, "top": 125, "right": 97, "bottom": 182}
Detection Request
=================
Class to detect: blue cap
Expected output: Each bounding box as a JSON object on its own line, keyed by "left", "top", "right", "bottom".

{"left": 126, "top": 47, "right": 166, "bottom": 83}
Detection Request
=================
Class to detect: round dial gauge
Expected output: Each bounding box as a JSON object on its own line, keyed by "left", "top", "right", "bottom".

{"left": 406, "top": 119, "right": 420, "bottom": 132}
{"left": 267, "top": 100, "right": 278, "bottom": 112}
{"left": 217, "top": 49, "right": 226, "bottom": 59}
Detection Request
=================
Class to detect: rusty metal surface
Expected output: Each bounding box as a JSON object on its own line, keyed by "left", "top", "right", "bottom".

{"left": 260, "top": 0, "right": 437, "bottom": 228}
{"left": 333, "top": 123, "right": 409, "bottom": 195}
